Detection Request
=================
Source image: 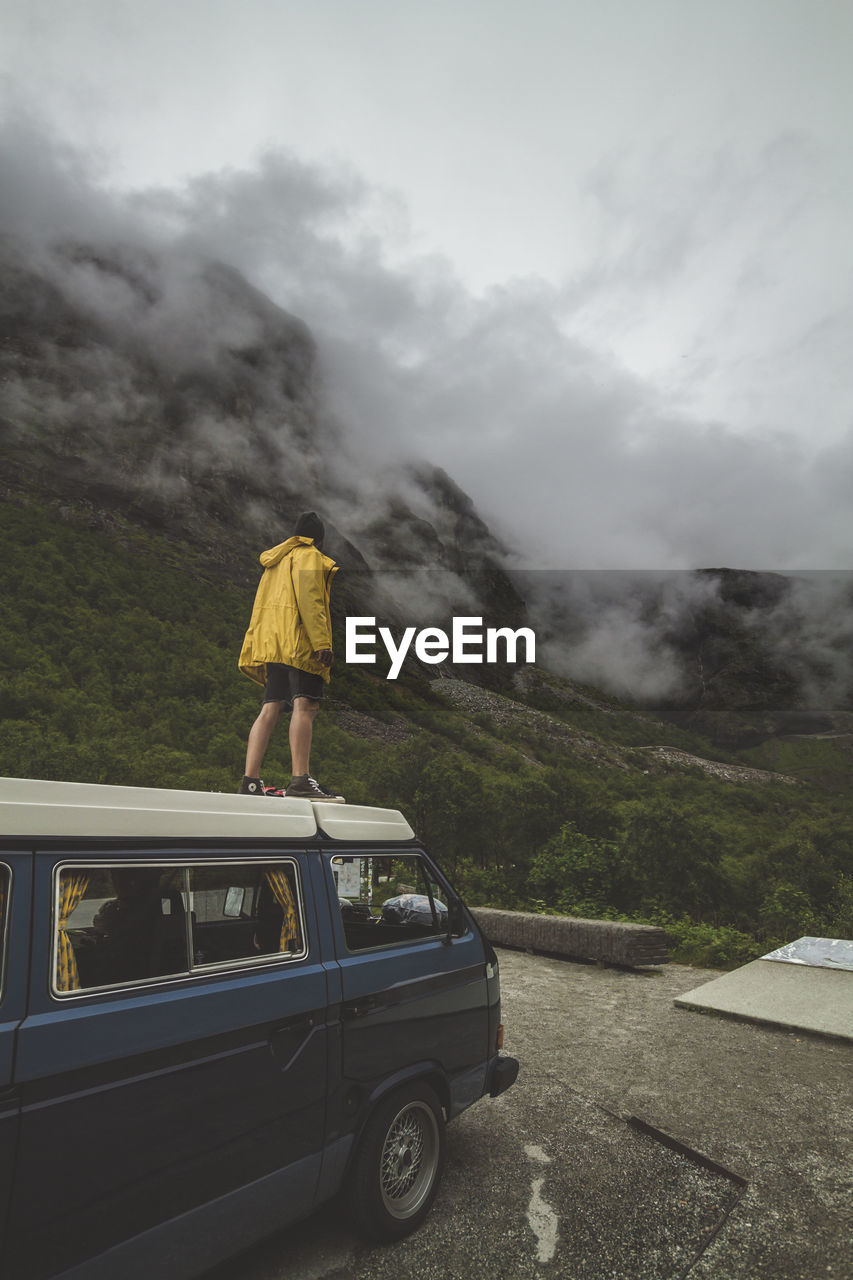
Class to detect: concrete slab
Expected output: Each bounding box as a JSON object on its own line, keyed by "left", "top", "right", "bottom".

{"left": 762, "top": 935, "right": 853, "bottom": 970}
{"left": 675, "top": 957, "right": 853, "bottom": 1040}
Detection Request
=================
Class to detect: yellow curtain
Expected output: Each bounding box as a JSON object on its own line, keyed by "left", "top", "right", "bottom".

{"left": 56, "top": 871, "right": 90, "bottom": 992}
{"left": 265, "top": 868, "right": 301, "bottom": 953}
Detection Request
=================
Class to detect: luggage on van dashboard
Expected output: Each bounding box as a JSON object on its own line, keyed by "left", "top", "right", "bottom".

{"left": 0, "top": 778, "right": 519, "bottom": 1280}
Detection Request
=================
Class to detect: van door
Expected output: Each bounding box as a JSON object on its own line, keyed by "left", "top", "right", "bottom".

{"left": 6, "top": 849, "right": 330, "bottom": 1280}
{"left": 327, "top": 850, "right": 490, "bottom": 1111}
{"left": 0, "top": 855, "right": 30, "bottom": 1263}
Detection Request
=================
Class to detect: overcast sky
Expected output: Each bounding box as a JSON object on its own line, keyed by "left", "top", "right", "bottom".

{"left": 2, "top": 0, "right": 852, "bottom": 569}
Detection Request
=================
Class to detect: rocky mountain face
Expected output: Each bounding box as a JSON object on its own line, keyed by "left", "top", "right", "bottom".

{"left": 0, "top": 232, "right": 525, "bottom": 673}
{"left": 0, "top": 234, "right": 322, "bottom": 536}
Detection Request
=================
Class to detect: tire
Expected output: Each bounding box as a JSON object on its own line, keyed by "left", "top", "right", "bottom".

{"left": 346, "top": 1081, "right": 446, "bottom": 1241}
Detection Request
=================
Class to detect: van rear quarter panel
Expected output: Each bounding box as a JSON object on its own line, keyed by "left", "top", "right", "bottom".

{"left": 6, "top": 846, "right": 332, "bottom": 1280}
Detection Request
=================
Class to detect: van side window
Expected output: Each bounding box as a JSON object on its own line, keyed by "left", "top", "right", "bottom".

{"left": 188, "top": 864, "right": 304, "bottom": 968}
{"left": 54, "top": 860, "right": 306, "bottom": 995}
{"left": 0, "top": 864, "right": 9, "bottom": 994}
{"left": 56, "top": 866, "right": 188, "bottom": 993}
{"left": 332, "top": 855, "right": 447, "bottom": 952}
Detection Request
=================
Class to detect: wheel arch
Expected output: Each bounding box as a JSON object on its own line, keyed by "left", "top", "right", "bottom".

{"left": 347, "top": 1063, "right": 450, "bottom": 1167}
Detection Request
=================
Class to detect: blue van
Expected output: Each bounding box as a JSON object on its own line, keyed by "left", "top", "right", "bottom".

{"left": 0, "top": 778, "right": 518, "bottom": 1279}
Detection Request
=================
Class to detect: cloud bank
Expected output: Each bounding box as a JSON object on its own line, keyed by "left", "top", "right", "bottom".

{"left": 2, "top": 100, "right": 851, "bottom": 572}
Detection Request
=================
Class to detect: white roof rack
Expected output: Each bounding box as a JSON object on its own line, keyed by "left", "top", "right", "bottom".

{"left": 0, "top": 778, "right": 415, "bottom": 844}
{"left": 313, "top": 803, "right": 415, "bottom": 843}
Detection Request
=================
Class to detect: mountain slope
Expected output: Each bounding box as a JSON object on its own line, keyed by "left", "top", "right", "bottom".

{"left": 3, "top": 495, "right": 851, "bottom": 970}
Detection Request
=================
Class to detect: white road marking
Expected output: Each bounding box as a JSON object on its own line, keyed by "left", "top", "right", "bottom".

{"left": 525, "top": 1145, "right": 558, "bottom": 1262}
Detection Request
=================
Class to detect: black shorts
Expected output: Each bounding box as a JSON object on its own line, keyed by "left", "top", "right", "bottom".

{"left": 263, "top": 663, "right": 324, "bottom": 705}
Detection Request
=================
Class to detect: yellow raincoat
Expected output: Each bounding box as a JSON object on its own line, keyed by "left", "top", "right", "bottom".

{"left": 238, "top": 536, "right": 338, "bottom": 686}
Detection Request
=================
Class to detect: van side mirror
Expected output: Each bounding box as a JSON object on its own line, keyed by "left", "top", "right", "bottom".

{"left": 447, "top": 897, "right": 467, "bottom": 939}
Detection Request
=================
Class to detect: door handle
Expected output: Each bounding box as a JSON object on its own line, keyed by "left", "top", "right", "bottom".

{"left": 342, "top": 996, "right": 379, "bottom": 1019}
{"left": 269, "top": 1014, "right": 316, "bottom": 1069}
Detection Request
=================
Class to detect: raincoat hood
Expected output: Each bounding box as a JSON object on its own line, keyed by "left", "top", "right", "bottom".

{"left": 259, "top": 534, "right": 316, "bottom": 570}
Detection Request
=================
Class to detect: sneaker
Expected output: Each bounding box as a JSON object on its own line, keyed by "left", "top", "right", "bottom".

{"left": 239, "top": 776, "right": 266, "bottom": 796}
{"left": 239, "top": 777, "right": 283, "bottom": 797}
{"left": 284, "top": 775, "right": 346, "bottom": 803}
{"left": 309, "top": 776, "right": 347, "bottom": 803}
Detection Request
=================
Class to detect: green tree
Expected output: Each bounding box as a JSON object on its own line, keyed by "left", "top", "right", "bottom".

{"left": 413, "top": 755, "right": 486, "bottom": 876}
{"left": 621, "top": 800, "right": 725, "bottom": 917}
{"left": 759, "top": 882, "right": 819, "bottom": 939}
{"left": 528, "top": 821, "right": 629, "bottom": 913}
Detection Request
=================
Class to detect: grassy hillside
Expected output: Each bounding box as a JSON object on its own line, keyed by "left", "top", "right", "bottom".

{"left": 2, "top": 496, "right": 851, "bottom": 967}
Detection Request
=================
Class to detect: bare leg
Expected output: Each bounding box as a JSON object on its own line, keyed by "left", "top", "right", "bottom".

{"left": 289, "top": 697, "right": 319, "bottom": 776}
{"left": 245, "top": 701, "right": 284, "bottom": 778}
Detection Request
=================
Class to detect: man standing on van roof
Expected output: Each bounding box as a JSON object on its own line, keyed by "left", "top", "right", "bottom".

{"left": 238, "top": 512, "right": 345, "bottom": 802}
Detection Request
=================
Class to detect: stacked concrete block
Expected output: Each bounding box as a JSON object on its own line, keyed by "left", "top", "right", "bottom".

{"left": 471, "top": 907, "right": 669, "bottom": 967}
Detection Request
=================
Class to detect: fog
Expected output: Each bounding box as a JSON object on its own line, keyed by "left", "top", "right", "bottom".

{"left": 4, "top": 103, "right": 851, "bottom": 571}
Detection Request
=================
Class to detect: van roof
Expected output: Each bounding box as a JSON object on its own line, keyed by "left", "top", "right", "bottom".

{"left": 0, "top": 778, "right": 416, "bottom": 844}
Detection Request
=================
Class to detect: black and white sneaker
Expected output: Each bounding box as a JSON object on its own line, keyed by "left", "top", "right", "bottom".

{"left": 284, "top": 775, "right": 346, "bottom": 803}
{"left": 239, "top": 777, "right": 284, "bottom": 797}
{"left": 239, "top": 776, "right": 265, "bottom": 796}
{"left": 309, "top": 776, "right": 346, "bottom": 803}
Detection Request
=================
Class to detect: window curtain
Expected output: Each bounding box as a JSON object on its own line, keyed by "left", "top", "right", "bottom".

{"left": 56, "top": 871, "right": 90, "bottom": 992}
{"left": 264, "top": 869, "right": 301, "bottom": 953}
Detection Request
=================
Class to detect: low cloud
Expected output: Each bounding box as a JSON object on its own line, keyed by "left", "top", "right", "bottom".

{"left": 520, "top": 569, "right": 853, "bottom": 710}
{"left": 146, "top": 138, "right": 849, "bottom": 572}
{"left": 3, "top": 103, "right": 851, "bottom": 571}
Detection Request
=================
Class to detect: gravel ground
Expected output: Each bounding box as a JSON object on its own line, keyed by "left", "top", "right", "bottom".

{"left": 205, "top": 949, "right": 852, "bottom": 1280}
